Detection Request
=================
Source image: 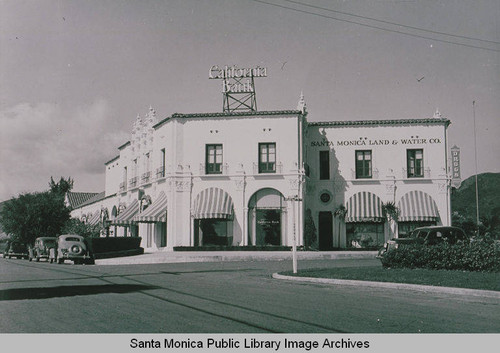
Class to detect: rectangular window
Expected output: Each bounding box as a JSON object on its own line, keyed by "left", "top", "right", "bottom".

{"left": 355, "top": 150, "right": 372, "bottom": 179}
{"left": 157, "top": 148, "right": 165, "bottom": 178}
{"left": 206, "top": 144, "right": 223, "bottom": 174}
{"left": 319, "top": 150, "right": 330, "bottom": 180}
{"left": 407, "top": 149, "right": 424, "bottom": 177}
{"left": 259, "top": 143, "right": 276, "bottom": 173}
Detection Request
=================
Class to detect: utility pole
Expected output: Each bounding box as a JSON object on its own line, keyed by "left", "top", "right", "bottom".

{"left": 473, "top": 100, "right": 480, "bottom": 234}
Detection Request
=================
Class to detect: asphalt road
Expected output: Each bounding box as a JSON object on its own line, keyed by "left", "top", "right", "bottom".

{"left": 0, "top": 257, "right": 498, "bottom": 333}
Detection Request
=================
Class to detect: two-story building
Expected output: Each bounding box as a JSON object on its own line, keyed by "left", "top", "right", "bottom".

{"left": 70, "top": 99, "right": 451, "bottom": 252}
{"left": 71, "top": 105, "right": 307, "bottom": 250}
{"left": 305, "top": 111, "right": 450, "bottom": 250}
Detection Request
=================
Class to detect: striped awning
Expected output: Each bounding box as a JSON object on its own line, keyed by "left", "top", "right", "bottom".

{"left": 87, "top": 210, "right": 100, "bottom": 226}
{"left": 345, "top": 191, "right": 384, "bottom": 223}
{"left": 193, "top": 187, "right": 234, "bottom": 219}
{"left": 398, "top": 190, "right": 440, "bottom": 222}
{"left": 134, "top": 192, "right": 167, "bottom": 223}
{"left": 111, "top": 199, "right": 139, "bottom": 226}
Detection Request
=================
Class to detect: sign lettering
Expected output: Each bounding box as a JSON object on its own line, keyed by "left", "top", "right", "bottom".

{"left": 310, "top": 137, "right": 443, "bottom": 148}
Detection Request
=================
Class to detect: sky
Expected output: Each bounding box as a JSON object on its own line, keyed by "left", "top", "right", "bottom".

{"left": 0, "top": 0, "right": 498, "bottom": 201}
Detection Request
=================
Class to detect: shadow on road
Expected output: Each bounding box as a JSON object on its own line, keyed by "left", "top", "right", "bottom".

{"left": 160, "top": 269, "right": 259, "bottom": 275}
{"left": 0, "top": 283, "right": 159, "bottom": 301}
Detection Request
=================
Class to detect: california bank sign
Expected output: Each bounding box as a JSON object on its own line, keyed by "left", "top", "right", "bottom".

{"left": 209, "top": 65, "right": 267, "bottom": 93}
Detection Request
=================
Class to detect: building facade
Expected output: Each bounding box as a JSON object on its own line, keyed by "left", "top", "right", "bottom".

{"left": 305, "top": 112, "right": 450, "bottom": 250}
{"left": 70, "top": 101, "right": 451, "bottom": 252}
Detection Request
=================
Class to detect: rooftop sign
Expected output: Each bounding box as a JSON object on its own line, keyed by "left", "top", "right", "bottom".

{"left": 209, "top": 65, "right": 267, "bottom": 112}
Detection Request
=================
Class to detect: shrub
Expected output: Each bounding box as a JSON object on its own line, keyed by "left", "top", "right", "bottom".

{"left": 381, "top": 239, "right": 500, "bottom": 272}
{"left": 87, "top": 237, "right": 142, "bottom": 254}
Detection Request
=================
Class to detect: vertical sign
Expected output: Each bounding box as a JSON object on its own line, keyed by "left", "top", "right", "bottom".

{"left": 451, "top": 145, "right": 461, "bottom": 188}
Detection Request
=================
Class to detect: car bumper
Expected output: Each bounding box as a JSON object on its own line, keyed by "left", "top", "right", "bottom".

{"left": 60, "top": 254, "right": 92, "bottom": 260}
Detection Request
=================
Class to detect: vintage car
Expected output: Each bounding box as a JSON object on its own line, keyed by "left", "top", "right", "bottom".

{"left": 30, "top": 237, "right": 57, "bottom": 262}
{"left": 56, "top": 234, "right": 94, "bottom": 264}
{"left": 377, "top": 226, "right": 468, "bottom": 258}
{"left": 3, "top": 240, "right": 29, "bottom": 259}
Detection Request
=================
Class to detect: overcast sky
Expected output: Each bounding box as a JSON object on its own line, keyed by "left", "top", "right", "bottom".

{"left": 0, "top": 0, "right": 498, "bottom": 201}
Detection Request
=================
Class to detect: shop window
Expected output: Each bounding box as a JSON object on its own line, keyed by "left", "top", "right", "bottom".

{"left": 194, "top": 219, "right": 232, "bottom": 246}
{"left": 206, "top": 144, "right": 223, "bottom": 174}
{"left": 319, "top": 150, "right": 330, "bottom": 180}
{"left": 407, "top": 149, "right": 424, "bottom": 178}
{"left": 259, "top": 143, "right": 276, "bottom": 173}
{"left": 346, "top": 222, "right": 384, "bottom": 248}
{"left": 355, "top": 150, "right": 372, "bottom": 179}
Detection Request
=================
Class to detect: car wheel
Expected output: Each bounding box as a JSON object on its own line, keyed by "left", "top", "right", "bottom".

{"left": 57, "top": 258, "right": 64, "bottom": 264}
{"left": 35, "top": 256, "right": 40, "bottom": 262}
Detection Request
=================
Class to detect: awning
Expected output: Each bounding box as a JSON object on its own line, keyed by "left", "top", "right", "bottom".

{"left": 398, "top": 190, "right": 440, "bottom": 222}
{"left": 87, "top": 210, "right": 100, "bottom": 226}
{"left": 345, "top": 191, "right": 384, "bottom": 223}
{"left": 111, "top": 199, "right": 139, "bottom": 226}
{"left": 193, "top": 187, "right": 234, "bottom": 219}
{"left": 134, "top": 192, "right": 167, "bottom": 223}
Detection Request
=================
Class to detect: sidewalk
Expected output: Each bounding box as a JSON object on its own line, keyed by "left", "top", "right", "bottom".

{"left": 273, "top": 272, "right": 500, "bottom": 299}
{"left": 95, "top": 250, "right": 377, "bottom": 265}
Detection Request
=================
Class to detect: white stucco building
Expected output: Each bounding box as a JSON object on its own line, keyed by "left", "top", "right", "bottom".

{"left": 69, "top": 98, "right": 451, "bottom": 252}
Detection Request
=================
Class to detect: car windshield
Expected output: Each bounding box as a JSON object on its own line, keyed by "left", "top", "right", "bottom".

{"left": 63, "top": 237, "right": 81, "bottom": 242}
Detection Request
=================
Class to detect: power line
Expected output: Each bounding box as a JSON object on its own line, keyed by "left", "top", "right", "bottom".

{"left": 249, "top": 0, "right": 500, "bottom": 52}
{"left": 283, "top": 0, "right": 500, "bottom": 45}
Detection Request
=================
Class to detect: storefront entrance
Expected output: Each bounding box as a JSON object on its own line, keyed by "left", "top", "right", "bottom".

{"left": 248, "top": 188, "right": 285, "bottom": 246}
{"left": 255, "top": 209, "right": 281, "bottom": 246}
{"left": 318, "top": 211, "right": 333, "bottom": 250}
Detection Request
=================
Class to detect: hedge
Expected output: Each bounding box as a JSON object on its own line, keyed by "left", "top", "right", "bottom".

{"left": 380, "top": 239, "right": 500, "bottom": 272}
{"left": 87, "top": 237, "right": 142, "bottom": 254}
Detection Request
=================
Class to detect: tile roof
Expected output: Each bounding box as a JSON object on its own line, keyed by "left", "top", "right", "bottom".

{"left": 66, "top": 192, "right": 100, "bottom": 209}
{"left": 77, "top": 191, "right": 106, "bottom": 208}
{"left": 308, "top": 117, "right": 450, "bottom": 127}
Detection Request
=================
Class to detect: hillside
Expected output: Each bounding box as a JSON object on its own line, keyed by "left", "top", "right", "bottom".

{"left": 451, "top": 173, "right": 500, "bottom": 218}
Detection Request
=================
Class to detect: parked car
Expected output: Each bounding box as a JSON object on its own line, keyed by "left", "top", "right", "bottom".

{"left": 3, "top": 240, "right": 29, "bottom": 259}
{"left": 29, "top": 237, "right": 57, "bottom": 262}
{"left": 56, "top": 234, "right": 94, "bottom": 265}
{"left": 377, "top": 226, "right": 468, "bottom": 258}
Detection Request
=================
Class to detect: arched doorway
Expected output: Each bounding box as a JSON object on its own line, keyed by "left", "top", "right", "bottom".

{"left": 248, "top": 188, "right": 285, "bottom": 246}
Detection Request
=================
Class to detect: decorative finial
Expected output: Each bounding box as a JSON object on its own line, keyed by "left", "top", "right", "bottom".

{"left": 297, "top": 91, "right": 307, "bottom": 113}
{"left": 433, "top": 109, "right": 442, "bottom": 118}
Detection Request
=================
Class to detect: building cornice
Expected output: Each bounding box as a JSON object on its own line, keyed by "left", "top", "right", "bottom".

{"left": 118, "top": 141, "right": 131, "bottom": 150}
{"left": 153, "top": 110, "right": 303, "bottom": 130}
{"left": 308, "top": 118, "right": 451, "bottom": 127}
{"left": 105, "top": 155, "right": 120, "bottom": 165}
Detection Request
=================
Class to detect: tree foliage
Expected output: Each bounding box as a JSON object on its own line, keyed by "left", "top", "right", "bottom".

{"left": 304, "top": 208, "right": 317, "bottom": 249}
{"left": 0, "top": 191, "right": 71, "bottom": 245}
{"left": 49, "top": 176, "right": 74, "bottom": 196}
{"left": 61, "top": 218, "right": 100, "bottom": 238}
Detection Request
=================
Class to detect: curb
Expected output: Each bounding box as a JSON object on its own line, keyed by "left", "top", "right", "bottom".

{"left": 272, "top": 273, "right": 500, "bottom": 299}
{"left": 95, "top": 251, "right": 378, "bottom": 265}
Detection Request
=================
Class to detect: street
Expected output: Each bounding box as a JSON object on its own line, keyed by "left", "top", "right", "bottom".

{"left": 0, "top": 257, "right": 498, "bottom": 333}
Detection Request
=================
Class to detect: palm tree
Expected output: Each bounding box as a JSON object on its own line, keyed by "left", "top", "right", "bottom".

{"left": 334, "top": 205, "right": 347, "bottom": 248}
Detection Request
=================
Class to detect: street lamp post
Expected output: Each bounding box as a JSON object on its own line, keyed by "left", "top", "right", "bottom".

{"left": 286, "top": 195, "right": 302, "bottom": 274}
